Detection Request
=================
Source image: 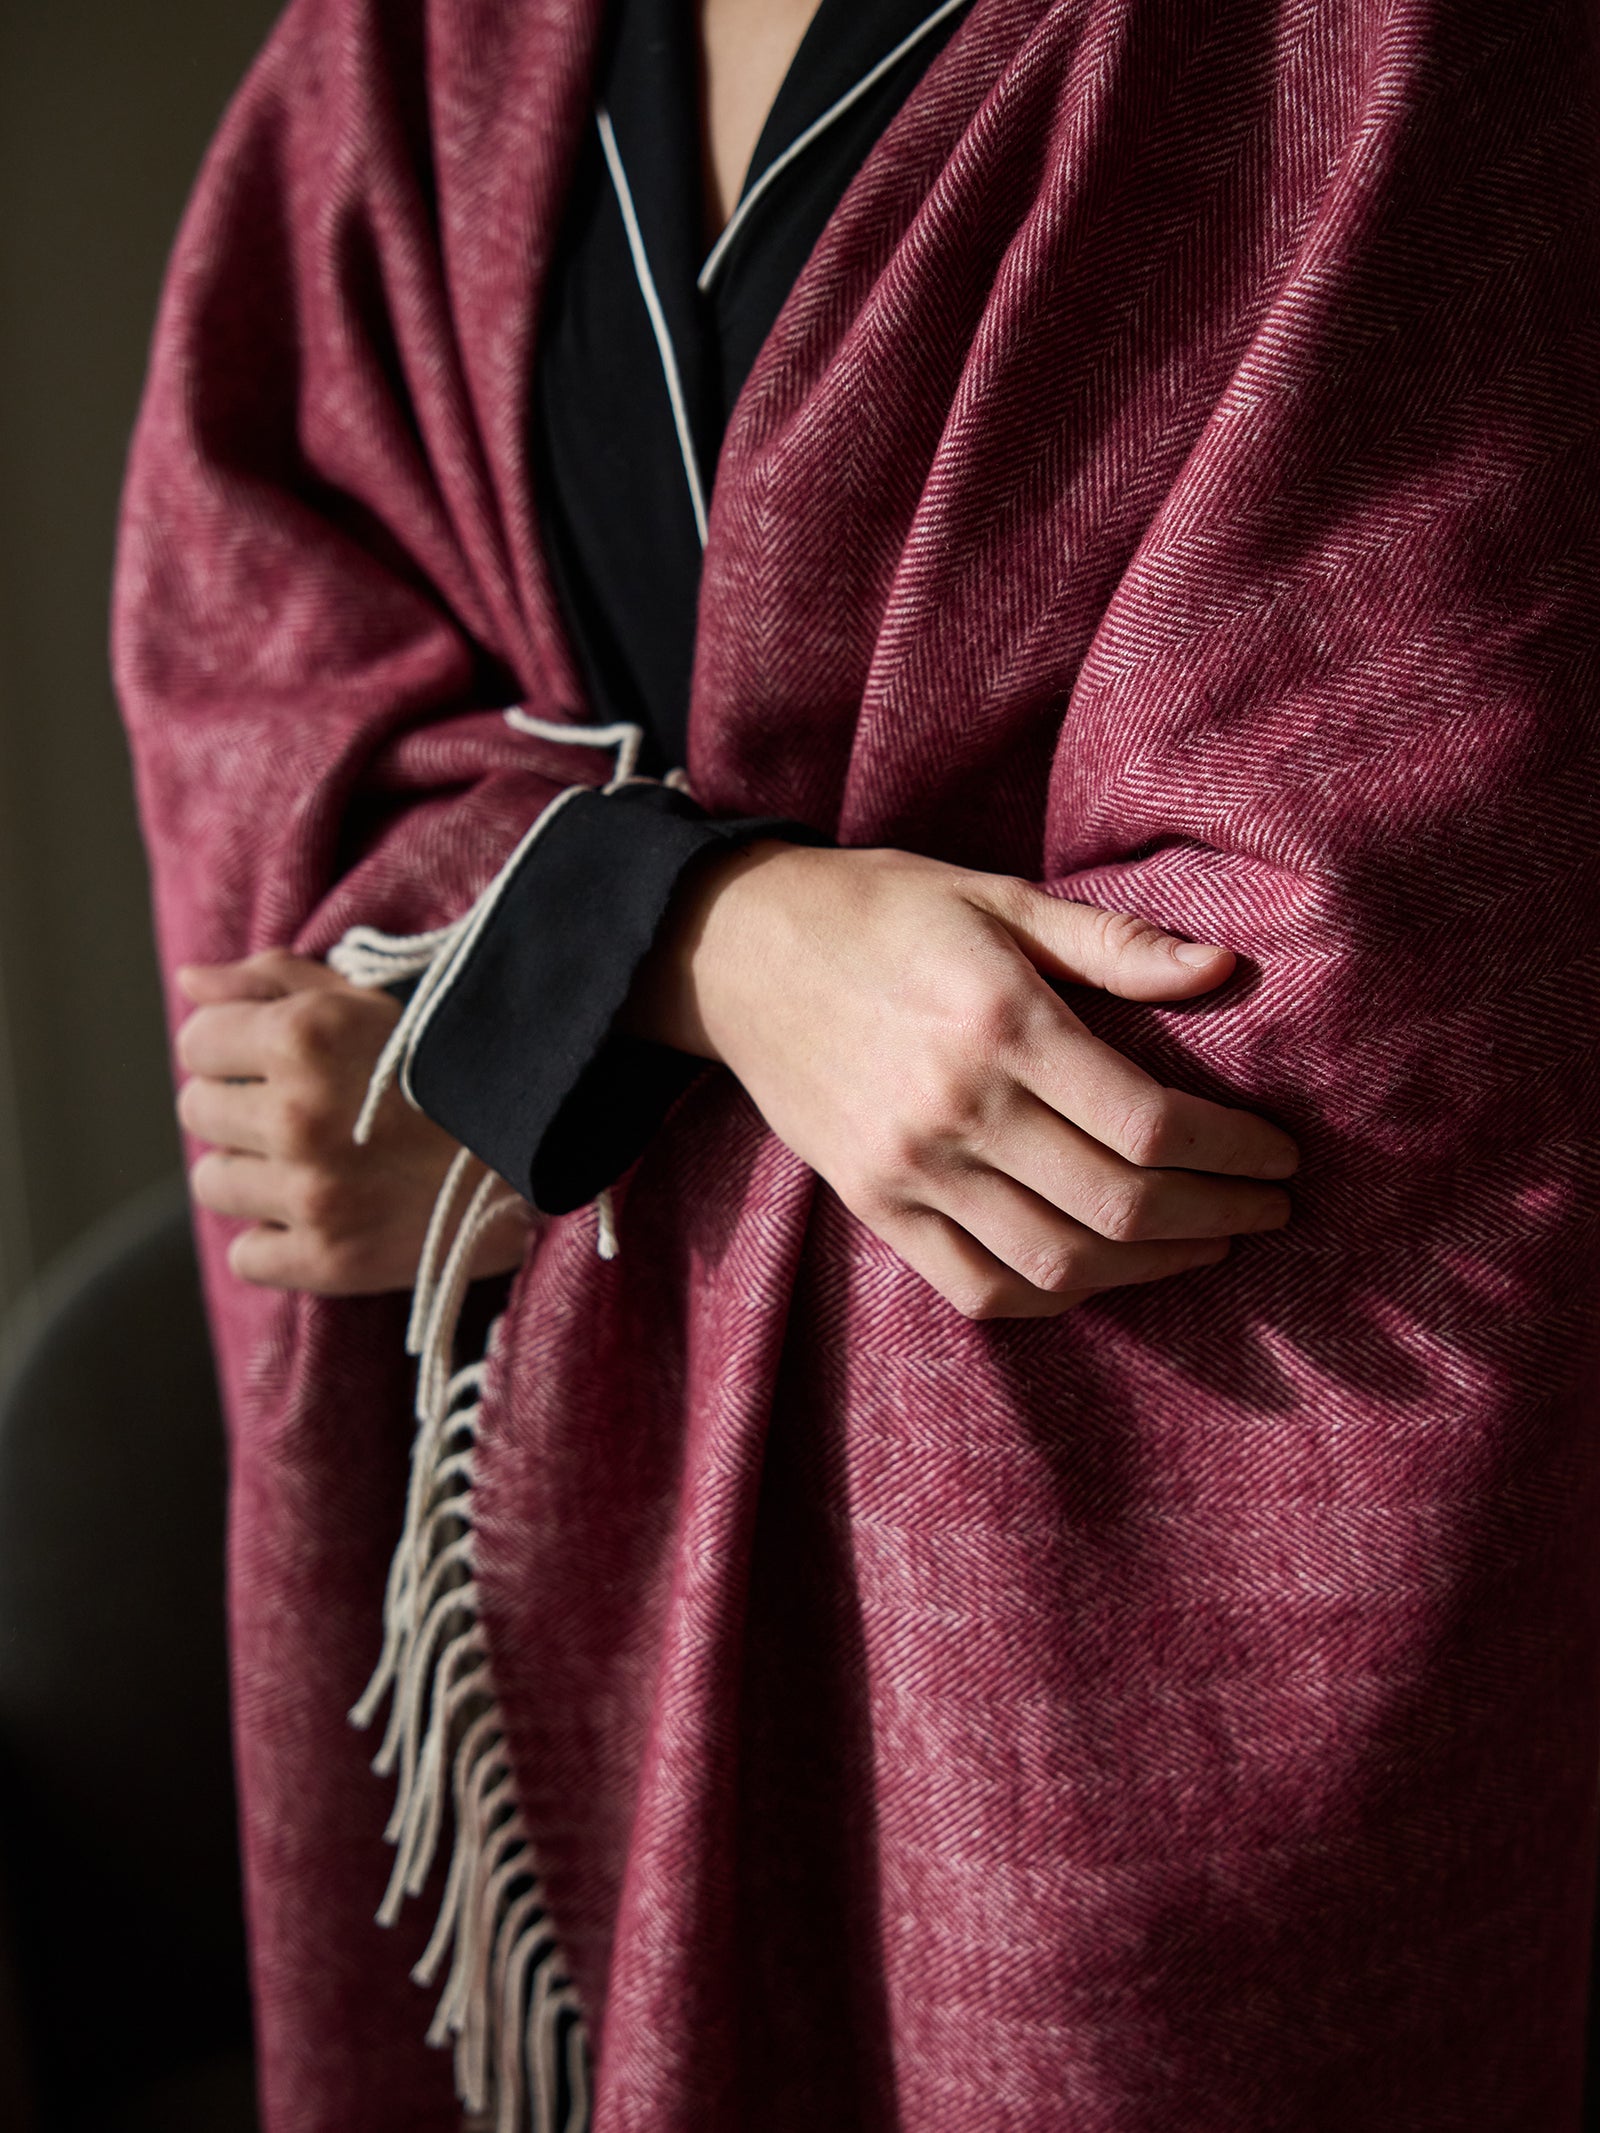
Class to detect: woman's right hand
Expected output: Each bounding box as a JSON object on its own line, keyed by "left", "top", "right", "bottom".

{"left": 623, "top": 841, "right": 1298, "bottom": 1320}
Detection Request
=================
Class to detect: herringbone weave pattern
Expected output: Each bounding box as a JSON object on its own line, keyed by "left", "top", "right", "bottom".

{"left": 115, "top": 0, "right": 1600, "bottom": 2126}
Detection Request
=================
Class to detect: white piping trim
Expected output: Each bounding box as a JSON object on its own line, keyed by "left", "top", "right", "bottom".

{"left": 335, "top": 781, "right": 593, "bottom": 1142}
{"left": 697, "top": 0, "right": 970, "bottom": 292}
{"left": 329, "top": 712, "right": 647, "bottom": 1159}
{"left": 329, "top": 707, "right": 673, "bottom": 1265}
{"left": 596, "top": 106, "right": 710, "bottom": 551}
{"left": 501, "top": 709, "right": 646, "bottom": 786}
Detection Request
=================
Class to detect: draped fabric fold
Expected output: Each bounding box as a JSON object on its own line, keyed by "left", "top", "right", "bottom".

{"left": 115, "top": 0, "right": 1600, "bottom": 2126}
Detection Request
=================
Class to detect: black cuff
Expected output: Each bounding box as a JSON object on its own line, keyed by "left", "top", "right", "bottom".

{"left": 406, "top": 782, "right": 824, "bottom": 1214}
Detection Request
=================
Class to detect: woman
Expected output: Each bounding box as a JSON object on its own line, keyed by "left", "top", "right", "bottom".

{"left": 116, "top": 0, "right": 1600, "bottom": 2127}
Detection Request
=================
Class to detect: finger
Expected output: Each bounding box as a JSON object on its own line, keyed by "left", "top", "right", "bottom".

{"left": 978, "top": 886, "right": 1239, "bottom": 1003}
{"left": 176, "top": 1075, "right": 276, "bottom": 1156}
{"left": 190, "top": 1149, "right": 295, "bottom": 1225}
{"left": 176, "top": 951, "right": 344, "bottom": 1005}
{"left": 925, "top": 1164, "right": 1230, "bottom": 1298}
{"left": 175, "top": 1001, "right": 278, "bottom": 1079}
{"left": 226, "top": 1224, "right": 313, "bottom": 1292}
{"left": 877, "top": 1204, "right": 1090, "bottom": 1321}
{"left": 226, "top": 1217, "right": 401, "bottom": 1297}
{"left": 1015, "top": 1001, "right": 1299, "bottom": 1179}
{"left": 991, "top": 1090, "right": 1293, "bottom": 1239}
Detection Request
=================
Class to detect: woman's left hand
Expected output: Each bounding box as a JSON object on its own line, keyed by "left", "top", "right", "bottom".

{"left": 174, "top": 951, "right": 533, "bottom": 1294}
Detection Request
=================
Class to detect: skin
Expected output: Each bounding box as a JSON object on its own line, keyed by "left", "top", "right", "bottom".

{"left": 177, "top": 12, "right": 1301, "bottom": 1316}
{"left": 698, "top": 0, "right": 827, "bottom": 232}
{"left": 179, "top": 845, "right": 1296, "bottom": 1315}
{"left": 176, "top": 952, "right": 534, "bottom": 1292}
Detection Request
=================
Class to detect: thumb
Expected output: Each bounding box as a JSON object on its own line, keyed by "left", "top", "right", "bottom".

{"left": 175, "top": 950, "right": 346, "bottom": 1004}
{"left": 987, "top": 887, "right": 1238, "bottom": 1002}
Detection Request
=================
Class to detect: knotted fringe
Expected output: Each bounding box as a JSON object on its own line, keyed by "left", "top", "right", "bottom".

{"left": 343, "top": 1152, "right": 589, "bottom": 2132}
{"left": 331, "top": 708, "right": 662, "bottom": 2130}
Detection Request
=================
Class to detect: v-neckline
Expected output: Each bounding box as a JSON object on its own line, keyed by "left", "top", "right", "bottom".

{"left": 600, "top": 0, "right": 972, "bottom": 275}
{"left": 739, "top": 0, "right": 950, "bottom": 209}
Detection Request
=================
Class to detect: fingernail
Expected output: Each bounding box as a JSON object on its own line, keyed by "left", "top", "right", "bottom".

{"left": 1171, "top": 940, "right": 1221, "bottom": 968}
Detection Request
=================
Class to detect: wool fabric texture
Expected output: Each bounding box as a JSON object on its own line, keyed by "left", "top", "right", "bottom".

{"left": 114, "top": 0, "right": 1600, "bottom": 2127}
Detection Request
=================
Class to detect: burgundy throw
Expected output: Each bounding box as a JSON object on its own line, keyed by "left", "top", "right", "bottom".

{"left": 114, "top": 0, "right": 1600, "bottom": 2126}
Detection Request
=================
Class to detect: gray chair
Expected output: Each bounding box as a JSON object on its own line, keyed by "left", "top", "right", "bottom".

{"left": 0, "top": 1179, "right": 257, "bottom": 2132}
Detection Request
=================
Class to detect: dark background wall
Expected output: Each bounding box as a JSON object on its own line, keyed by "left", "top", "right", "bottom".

{"left": 0, "top": 0, "right": 283, "bottom": 1314}
{"left": 1, "top": 26, "right": 290, "bottom": 2123}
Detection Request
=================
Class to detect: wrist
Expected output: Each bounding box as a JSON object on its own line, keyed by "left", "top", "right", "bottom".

{"left": 618, "top": 837, "right": 801, "bottom": 1059}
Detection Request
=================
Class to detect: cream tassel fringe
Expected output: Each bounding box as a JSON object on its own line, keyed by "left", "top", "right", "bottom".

{"left": 329, "top": 708, "right": 663, "bottom": 2129}
{"left": 344, "top": 1159, "right": 589, "bottom": 2131}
